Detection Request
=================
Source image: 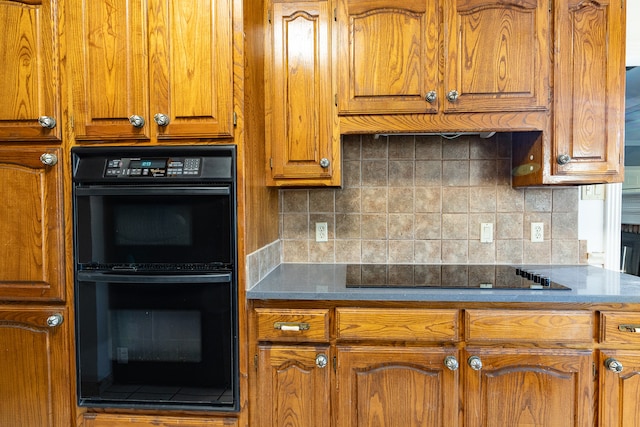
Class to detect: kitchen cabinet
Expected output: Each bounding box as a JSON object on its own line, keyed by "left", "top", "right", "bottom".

{"left": 512, "top": 0, "right": 625, "bottom": 186}
{"left": 265, "top": 0, "right": 340, "bottom": 186}
{"left": 0, "top": 146, "right": 65, "bottom": 302}
{"left": 253, "top": 308, "right": 332, "bottom": 427}
{"left": 67, "top": 0, "right": 234, "bottom": 142}
{"left": 0, "top": 0, "right": 62, "bottom": 141}
{"left": 336, "top": 0, "right": 550, "bottom": 115}
{"left": 598, "top": 311, "right": 640, "bottom": 426}
{"left": 251, "top": 303, "right": 599, "bottom": 426}
{"left": 0, "top": 306, "right": 70, "bottom": 427}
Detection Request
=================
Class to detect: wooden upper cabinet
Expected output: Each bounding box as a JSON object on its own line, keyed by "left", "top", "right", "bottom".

{"left": 0, "top": 147, "right": 65, "bottom": 302}
{"left": 266, "top": 0, "right": 340, "bottom": 186}
{"left": 551, "top": 0, "right": 624, "bottom": 182}
{"left": 336, "top": 0, "right": 550, "bottom": 115}
{"left": 0, "top": 307, "right": 70, "bottom": 427}
{"left": 0, "top": 0, "right": 62, "bottom": 141}
{"left": 68, "top": 0, "right": 234, "bottom": 141}
{"left": 336, "top": 0, "right": 439, "bottom": 114}
{"left": 444, "top": 0, "right": 550, "bottom": 113}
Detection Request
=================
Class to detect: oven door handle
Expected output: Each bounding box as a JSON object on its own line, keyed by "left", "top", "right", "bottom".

{"left": 74, "top": 186, "right": 230, "bottom": 196}
{"left": 76, "top": 271, "right": 232, "bottom": 284}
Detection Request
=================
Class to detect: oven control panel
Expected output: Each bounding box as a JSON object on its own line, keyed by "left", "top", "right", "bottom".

{"left": 104, "top": 157, "right": 201, "bottom": 177}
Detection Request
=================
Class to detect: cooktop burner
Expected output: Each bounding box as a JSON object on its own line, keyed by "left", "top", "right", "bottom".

{"left": 345, "top": 264, "right": 571, "bottom": 290}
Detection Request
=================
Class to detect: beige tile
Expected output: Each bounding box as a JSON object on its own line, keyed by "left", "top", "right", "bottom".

{"left": 282, "top": 214, "right": 309, "bottom": 239}
{"left": 362, "top": 187, "right": 388, "bottom": 212}
{"left": 442, "top": 160, "right": 469, "bottom": 186}
{"left": 442, "top": 214, "right": 469, "bottom": 240}
{"left": 336, "top": 214, "right": 361, "bottom": 239}
{"left": 469, "top": 187, "right": 496, "bottom": 212}
{"left": 497, "top": 185, "right": 524, "bottom": 212}
{"left": 469, "top": 241, "right": 496, "bottom": 263}
{"left": 553, "top": 188, "right": 580, "bottom": 212}
{"left": 309, "top": 189, "right": 335, "bottom": 212}
{"left": 389, "top": 136, "right": 416, "bottom": 158}
{"left": 389, "top": 160, "right": 414, "bottom": 186}
{"left": 442, "top": 138, "right": 469, "bottom": 159}
{"left": 362, "top": 214, "right": 387, "bottom": 239}
{"left": 282, "top": 239, "right": 309, "bottom": 262}
{"left": 342, "top": 160, "right": 362, "bottom": 187}
{"left": 415, "top": 240, "right": 442, "bottom": 263}
{"left": 552, "top": 212, "right": 579, "bottom": 239}
{"left": 523, "top": 213, "right": 551, "bottom": 240}
{"left": 362, "top": 240, "right": 388, "bottom": 263}
{"left": 415, "top": 136, "right": 442, "bottom": 159}
{"left": 415, "top": 213, "right": 442, "bottom": 239}
{"left": 362, "top": 160, "right": 388, "bottom": 186}
{"left": 552, "top": 240, "right": 579, "bottom": 264}
{"left": 468, "top": 213, "right": 496, "bottom": 239}
{"left": 442, "top": 187, "right": 468, "bottom": 213}
{"left": 388, "top": 187, "right": 414, "bottom": 213}
{"left": 282, "top": 190, "right": 308, "bottom": 212}
{"left": 310, "top": 213, "right": 334, "bottom": 239}
{"left": 496, "top": 213, "right": 523, "bottom": 239}
{"left": 389, "top": 240, "right": 414, "bottom": 263}
{"left": 336, "top": 240, "right": 362, "bottom": 263}
{"left": 415, "top": 187, "right": 441, "bottom": 213}
{"left": 523, "top": 241, "right": 551, "bottom": 264}
{"left": 415, "top": 160, "right": 442, "bottom": 186}
{"left": 309, "top": 241, "right": 335, "bottom": 263}
{"left": 496, "top": 159, "right": 512, "bottom": 186}
{"left": 496, "top": 240, "right": 523, "bottom": 264}
{"left": 336, "top": 188, "right": 361, "bottom": 212}
{"left": 389, "top": 214, "right": 414, "bottom": 239}
{"left": 470, "top": 139, "right": 497, "bottom": 159}
{"left": 362, "top": 135, "right": 388, "bottom": 159}
{"left": 442, "top": 240, "right": 468, "bottom": 263}
{"left": 470, "top": 160, "right": 497, "bottom": 186}
{"left": 524, "top": 188, "right": 552, "bottom": 212}
{"left": 342, "top": 135, "right": 362, "bottom": 160}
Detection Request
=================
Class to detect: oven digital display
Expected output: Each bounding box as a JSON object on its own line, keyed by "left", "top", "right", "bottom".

{"left": 130, "top": 159, "right": 166, "bottom": 169}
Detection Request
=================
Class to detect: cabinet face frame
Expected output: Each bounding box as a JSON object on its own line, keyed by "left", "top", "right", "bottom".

{"left": 0, "top": 0, "right": 62, "bottom": 141}
{"left": 0, "top": 146, "right": 65, "bottom": 301}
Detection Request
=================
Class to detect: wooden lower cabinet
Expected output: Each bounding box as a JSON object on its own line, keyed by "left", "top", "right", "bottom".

{"left": 336, "top": 346, "right": 459, "bottom": 427}
{"left": 256, "top": 344, "right": 331, "bottom": 427}
{"left": 463, "top": 347, "right": 594, "bottom": 427}
{"left": 0, "top": 306, "right": 70, "bottom": 427}
{"left": 82, "top": 414, "right": 238, "bottom": 427}
{"left": 598, "top": 350, "right": 640, "bottom": 427}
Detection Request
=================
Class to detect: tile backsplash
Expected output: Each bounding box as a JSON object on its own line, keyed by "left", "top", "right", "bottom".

{"left": 278, "top": 133, "right": 585, "bottom": 265}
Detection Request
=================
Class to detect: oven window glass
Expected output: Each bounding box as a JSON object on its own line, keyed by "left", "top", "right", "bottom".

{"left": 75, "top": 194, "right": 232, "bottom": 266}
{"left": 76, "top": 279, "right": 236, "bottom": 409}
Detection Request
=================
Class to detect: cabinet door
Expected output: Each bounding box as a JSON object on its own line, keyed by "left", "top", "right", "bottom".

{"left": 149, "top": 0, "right": 234, "bottom": 139}
{"left": 0, "top": 307, "right": 70, "bottom": 427}
{"left": 0, "top": 147, "right": 65, "bottom": 301}
{"left": 267, "top": 0, "right": 339, "bottom": 185}
{"left": 336, "top": 0, "right": 440, "bottom": 114}
{"left": 463, "top": 347, "right": 594, "bottom": 427}
{"left": 336, "top": 346, "right": 460, "bottom": 427}
{"left": 444, "top": 0, "right": 550, "bottom": 113}
{"left": 598, "top": 350, "right": 640, "bottom": 427}
{"left": 257, "top": 345, "right": 331, "bottom": 427}
{"left": 551, "top": 0, "right": 624, "bottom": 181}
{"left": 68, "top": 0, "right": 150, "bottom": 140}
{"left": 0, "top": 0, "right": 61, "bottom": 141}
{"left": 83, "top": 414, "right": 238, "bottom": 427}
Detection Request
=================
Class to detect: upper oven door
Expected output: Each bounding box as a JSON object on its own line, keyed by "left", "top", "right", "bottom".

{"left": 73, "top": 185, "right": 233, "bottom": 269}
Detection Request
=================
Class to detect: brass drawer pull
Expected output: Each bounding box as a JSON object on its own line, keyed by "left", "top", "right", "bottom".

{"left": 274, "top": 322, "right": 310, "bottom": 332}
{"left": 618, "top": 324, "right": 640, "bottom": 333}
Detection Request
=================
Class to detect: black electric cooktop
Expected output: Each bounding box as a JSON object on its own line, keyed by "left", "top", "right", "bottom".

{"left": 345, "top": 264, "right": 571, "bottom": 290}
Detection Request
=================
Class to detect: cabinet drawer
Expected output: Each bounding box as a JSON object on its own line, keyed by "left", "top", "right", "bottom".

{"left": 600, "top": 311, "right": 640, "bottom": 345}
{"left": 255, "top": 308, "right": 330, "bottom": 342}
{"left": 83, "top": 414, "right": 237, "bottom": 426}
{"left": 465, "top": 310, "right": 593, "bottom": 343}
{"left": 336, "top": 308, "right": 459, "bottom": 342}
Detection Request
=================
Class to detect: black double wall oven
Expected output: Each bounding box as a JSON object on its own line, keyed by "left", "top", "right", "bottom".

{"left": 72, "top": 145, "right": 238, "bottom": 411}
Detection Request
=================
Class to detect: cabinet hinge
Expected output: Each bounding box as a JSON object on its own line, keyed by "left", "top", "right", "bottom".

{"left": 269, "top": 158, "right": 273, "bottom": 169}
{"left": 233, "top": 111, "right": 237, "bottom": 126}
{"left": 254, "top": 354, "right": 258, "bottom": 370}
{"left": 334, "top": 93, "right": 338, "bottom": 106}
{"left": 333, "top": 356, "right": 337, "bottom": 372}
{"left": 549, "top": 0, "right": 552, "bottom": 12}
{"left": 268, "top": 10, "right": 271, "bottom": 24}
{"left": 593, "top": 362, "right": 597, "bottom": 377}
{"left": 334, "top": 8, "right": 337, "bottom": 21}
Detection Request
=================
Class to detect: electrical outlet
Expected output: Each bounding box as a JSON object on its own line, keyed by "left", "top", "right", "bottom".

{"left": 531, "top": 222, "right": 544, "bottom": 242}
{"left": 315, "top": 222, "right": 328, "bottom": 242}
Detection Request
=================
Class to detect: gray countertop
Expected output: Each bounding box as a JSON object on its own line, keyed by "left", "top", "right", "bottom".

{"left": 247, "top": 264, "right": 640, "bottom": 303}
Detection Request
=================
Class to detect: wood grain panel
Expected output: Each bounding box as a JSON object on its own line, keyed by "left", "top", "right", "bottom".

{"left": 600, "top": 312, "right": 640, "bottom": 345}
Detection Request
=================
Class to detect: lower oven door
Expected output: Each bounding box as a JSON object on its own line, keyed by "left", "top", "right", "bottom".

{"left": 75, "top": 271, "right": 237, "bottom": 411}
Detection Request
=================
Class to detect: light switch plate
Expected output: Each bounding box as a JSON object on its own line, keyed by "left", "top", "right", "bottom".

{"left": 480, "top": 223, "right": 493, "bottom": 243}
